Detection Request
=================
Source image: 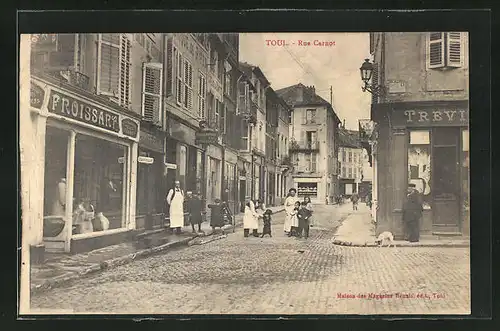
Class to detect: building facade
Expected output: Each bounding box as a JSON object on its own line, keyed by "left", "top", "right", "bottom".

{"left": 238, "top": 63, "right": 271, "bottom": 204}
{"left": 26, "top": 33, "right": 146, "bottom": 256}
{"left": 277, "top": 84, "right": 341, "bottom": 204}
{"left": 338, "top": 128, "right": 364, "bottom": 197}
{"left": 370, "top": 32, "right": 469, "bottom": 238}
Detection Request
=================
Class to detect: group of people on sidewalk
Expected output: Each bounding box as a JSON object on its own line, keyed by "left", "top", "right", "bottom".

{"left": 283, "top": 188, "right": 314, "bottom": 239}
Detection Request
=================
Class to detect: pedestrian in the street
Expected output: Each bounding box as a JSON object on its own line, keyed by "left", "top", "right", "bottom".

{"left": 403, "top": 183, "right": 423, "bottom": 242}
{"left": 304, "top": 196, "right": 314, "bottom": 227}
{"left": 166, "top": 180, "right": 185, "bottom": 234}
{"left": 260, "top": 209, "right": 273, "bottom": 238}
{"left": 351, "top": 192, "right": 359, "bottom": 211}
{"left": 208, "top": 199, "right": 225, "bottom": 234}
{"left": 187, "top": 191, "right": 203, "bottom": 234}
{"left": 297, "top": 201, "right": 312, "bottom": 239}
{"left": 289, "top": 201, "right": 301, "bottom": 237}
{"left": 254, "top": 199, "right": 265, "bottom": 237}
{"left": 243, "top": 196, "right": 259, "bottom": 237}
{"left": 284, "top": 188, "right": 299, "bottom": 234}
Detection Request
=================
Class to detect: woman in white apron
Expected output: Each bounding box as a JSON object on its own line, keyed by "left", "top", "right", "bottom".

{"left": 243, "top": 197, "right": 259, "bottom": 237}
{"left": 167, "top": 180, "right": 185, "bottom": 234}
{"left": 284, "top": 188, "right": 299, "bottom": 234}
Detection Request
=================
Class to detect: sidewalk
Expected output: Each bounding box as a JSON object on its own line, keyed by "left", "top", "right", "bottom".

{"left": 30, "top": 205, "right": 284, "bottom": 294}
{"left": 332, "top": 203, "right": 470, "bottom": 247}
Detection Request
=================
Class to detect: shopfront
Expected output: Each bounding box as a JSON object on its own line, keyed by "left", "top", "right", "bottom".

{"left": 31, "top": 76, "right": 140, "bottom": 254}
{"left": 136, "top": 127, "right": 165, "bottom": 230}
{"left": 223, "top": 149, "right": 238, "bottom": 215}
{"left": 374, "top": 101, "right": 469, "bottom": 237}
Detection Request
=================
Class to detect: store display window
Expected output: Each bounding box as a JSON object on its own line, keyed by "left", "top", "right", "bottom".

{"left": 73, "top": 133, "right": 128, "bottom": 235}
{"left": 408, "top": 130, "right": 432, "bottom": 209}
{"left": 297, "top": 182, "right": 318, "bottom": 198}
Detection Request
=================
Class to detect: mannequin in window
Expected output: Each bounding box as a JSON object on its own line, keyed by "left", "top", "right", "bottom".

{"left": 52, "top": 178, "right": 66, "bottom": 216}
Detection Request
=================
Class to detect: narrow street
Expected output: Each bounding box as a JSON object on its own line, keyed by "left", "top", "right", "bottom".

{"left": 30, "top": 204, "right": 470, "bottom": 315}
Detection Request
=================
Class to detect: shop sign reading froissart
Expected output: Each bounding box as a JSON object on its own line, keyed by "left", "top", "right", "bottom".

{"left": 48, "top": 90, "right": 120, "bottom": 133}
{"left": 394, "top": 108, "right": 469, "bottom": 127}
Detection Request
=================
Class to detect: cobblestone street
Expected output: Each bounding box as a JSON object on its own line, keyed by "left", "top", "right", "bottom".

{"left": 30, "top": 204, "right": 470, "bottom": 315}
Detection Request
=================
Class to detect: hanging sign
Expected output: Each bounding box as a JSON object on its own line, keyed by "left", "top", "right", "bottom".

{"left": 195, "top": 129, "right": 219, "bottom": 145}
{"left": 138, "top": 156, "right": 154, "bottom": 164}
{"left": 48, "top": 90, "right": 120, "bottom": 133}
{"left": 122, "top": 118, "right": 139, "bottom": 138}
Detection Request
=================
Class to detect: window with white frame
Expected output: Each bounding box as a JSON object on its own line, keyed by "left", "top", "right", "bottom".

{"left": 241, "top": 120, "right": 251, "bottom": 151}
{"left": 427, "top": 32, "right": 464, "bottom": 69}
{"left": 142, "top": 62, "right": 163, "bottom": 124}
{"left": 214, "top": 100, "right": 220, "bottom": 130}
{"left": 97, "top": 34, "right": 131, "bottom": 107}
{"left": 198, "top": 72, "right": 206, "bottom": 118}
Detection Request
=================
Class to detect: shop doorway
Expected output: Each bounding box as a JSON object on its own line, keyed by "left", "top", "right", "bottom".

{"left": 432, "top": 128, "right": 460, "bottom": 232}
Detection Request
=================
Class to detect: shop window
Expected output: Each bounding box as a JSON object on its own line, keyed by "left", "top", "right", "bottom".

{"left": 297, "top": 182, "right": 318, "bottom": 198}
{"left": 44, "top": 126, "right": 69, "bottom": 218}
{"left": 408, "top": 130, "right": 431, "bottom": 209}
{"left": 73, "top": 134, "right": 128, "bottom": 234}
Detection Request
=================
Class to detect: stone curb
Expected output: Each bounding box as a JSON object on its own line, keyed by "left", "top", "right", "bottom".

{"left": 332, "top": 239, "right": 470, "bottom": 248}
{"left": 31, "top": 207, "right": 285, "bottom": 295}
{"left": 30, "top": 236, "right": 195, "bottom": 295}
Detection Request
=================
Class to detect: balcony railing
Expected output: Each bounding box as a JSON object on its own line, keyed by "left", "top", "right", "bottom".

{"left": 289, "top": 140, "right": 320, "bottom": 151}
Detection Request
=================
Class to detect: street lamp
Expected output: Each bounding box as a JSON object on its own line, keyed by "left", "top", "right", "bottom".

{"left": 360, "top": 59, "right": 383, "bottom": 95}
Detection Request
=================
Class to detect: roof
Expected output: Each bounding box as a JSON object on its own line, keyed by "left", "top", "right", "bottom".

{"left": 276, "top": 83, "right": 341, "bottom": 124}
{"left": 239, "top": 62, "right": 271, "bottom": 87}
{"left": 338, "top": 128, "right": 362, "bottom": 149}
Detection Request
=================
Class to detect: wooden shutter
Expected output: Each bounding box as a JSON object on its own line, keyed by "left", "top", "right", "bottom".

{"left": 428, "top": 32, "right": 445, "bottom": 69}
{"left": 311, "top": 153, "right": 317, "bottom": 172}
{"left": 302, "top": 109, "right": 307, "bottom": 124}
{"left": 198, "top": 73, "right": 206, "bottom": 118}
{"left": 119, "top": 35, "right": 131, "bottom": 108}
{"left": 142, "top": 62, "right": 163, "bottom": 124}
{"left": 238, "top": 81, "right": 246, "bottom": 113}
{"left": 221, "top": 105, "right": 226, "bottom": 134}
{"left": 165, "top": 38, "right": 174, "bottom": 97}
{"left": 447, "top": 32, "right": 462, "bottom": 68}
{"left": 97, "top": 33, "right": 120, "bottom": 96}
{"left": 186, "top": 62, "right": 193, "bottom": 110}
{"left": 176, "top": 52, "right": 183, "bottom": 105}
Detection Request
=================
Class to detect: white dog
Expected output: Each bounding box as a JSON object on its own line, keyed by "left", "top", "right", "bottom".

{"left": 375, "top": 231, "right": 394, "bottom": 247}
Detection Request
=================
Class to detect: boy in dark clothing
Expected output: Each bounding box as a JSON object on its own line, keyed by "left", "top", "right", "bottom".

{"left": 208, "top": 199, "right": 225, "bottom": 234}
{"left": 297, "top": 201, "right": 312, "bottom": 239}
{"left": 260, "top": 209, "right": 273, "bottom": 238}
{"left": 187, "top": 192, "right": 203, "bottom": 233}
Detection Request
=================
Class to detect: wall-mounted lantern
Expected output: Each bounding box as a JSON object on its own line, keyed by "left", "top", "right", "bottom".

{"left": 360, "top": 59, "right": 384, "bottom": 96}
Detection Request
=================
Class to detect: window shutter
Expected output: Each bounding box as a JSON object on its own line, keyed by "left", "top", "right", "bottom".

{"left": 97, "top": 33, "right": 120, "bottom": 97}
{"left": 119, "top": 35, "right": 131, "bottom": 108}
{"left": 176, "top": 53, "right": 183, "bottom": 105}
{"left": 428, "top": 32, "right": 445, "bottom": 69}
{"left": 165, "top": 38, "right": 174, "bottom": 97}
{"left": 446, "top": 32, "right": 462, "bottom": 68}
{"left": 142, "top": 62, "right": 163, "bottom": 124}
{"left": 198, "top": 73, "right": 206, "bottom": 119}
{"left": 311, "top": 153, "right": 317, "bottom": 172}
{"left": 186, "top": 63, "right": 193, "bottom": 110}
{"left": 302, "top": 109, "right": 307, "bottom": 124}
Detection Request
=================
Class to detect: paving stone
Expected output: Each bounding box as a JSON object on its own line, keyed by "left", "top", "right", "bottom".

{"left": 30, "top": 205, "right": 470, "bottom": 314}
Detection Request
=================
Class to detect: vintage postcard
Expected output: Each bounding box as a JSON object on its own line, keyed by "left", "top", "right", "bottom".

{"left": 19, "top": 30, "right": 470, "bottom": 315}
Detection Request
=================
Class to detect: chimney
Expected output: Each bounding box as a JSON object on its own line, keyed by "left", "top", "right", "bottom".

{"left": 343, "top": 119, "right": 346, "bottom": 128}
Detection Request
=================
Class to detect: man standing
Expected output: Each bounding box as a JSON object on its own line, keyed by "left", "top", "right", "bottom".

{"left": 403, "top": 183, "right": 423, "bottom": 242}
{"left": 166, "top": 180, "right": 185, "bottom": 234}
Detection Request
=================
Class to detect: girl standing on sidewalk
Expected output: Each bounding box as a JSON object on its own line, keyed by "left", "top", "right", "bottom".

{"left": 284, "top": 188, "right": 299, "bottom": 235}
{"left": 304, "top": 196, "right": 314, "bottom": 227}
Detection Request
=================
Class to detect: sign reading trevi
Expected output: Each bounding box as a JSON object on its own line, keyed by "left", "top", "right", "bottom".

{"left": 48, "top": 90, "right": 120, "bottom": 133}
{"left": 394, "top": 108, "right": 469, "bottom": 127}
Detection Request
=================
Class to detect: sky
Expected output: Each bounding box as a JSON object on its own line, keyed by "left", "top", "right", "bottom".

{"left": 239, "top": 33, "right": 371, "bottom": 130}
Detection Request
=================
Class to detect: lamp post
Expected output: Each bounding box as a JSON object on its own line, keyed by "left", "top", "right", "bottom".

{"left": 359, "top": 59, "right": 384, "bottom": 96}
